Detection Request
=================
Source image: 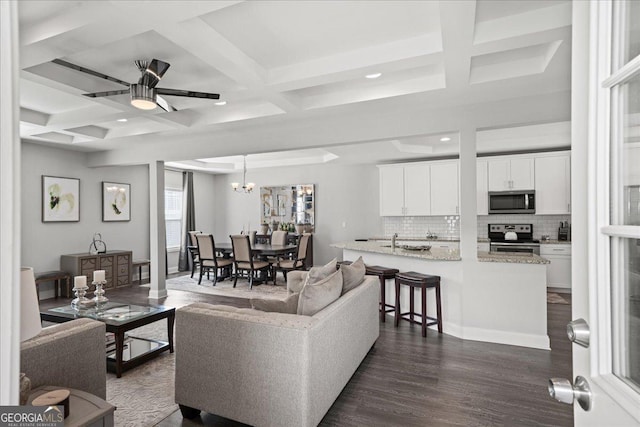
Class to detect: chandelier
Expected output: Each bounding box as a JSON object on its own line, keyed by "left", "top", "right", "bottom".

{"left": 231, "top": 156, "right": 255, "bottom": 193}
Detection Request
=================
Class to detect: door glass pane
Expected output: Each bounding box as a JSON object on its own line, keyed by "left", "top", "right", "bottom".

{"left": 619, "top": 0, "right": 640, "bottom": 67}
{"left": 615, "top": 73, "right": 640, "bottom": 225}
{"left": 611, "top": 237, "right": 640, "bottom": 392}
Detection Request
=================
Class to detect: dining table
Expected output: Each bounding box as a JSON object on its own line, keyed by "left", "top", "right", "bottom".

{"left": 214, "top": 242, "right": 297, "bottom": 258}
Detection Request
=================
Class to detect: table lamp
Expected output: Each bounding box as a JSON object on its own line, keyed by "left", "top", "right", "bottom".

{"left": 20, "top": 267, "right": 42, "bottom": 404}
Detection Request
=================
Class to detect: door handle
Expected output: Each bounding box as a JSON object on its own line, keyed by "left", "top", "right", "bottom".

{"left": 567, "top": 318, "right": 590, "bottom": 348}
{"left": 548, "top": 376, "right": 592, "bottom": 411}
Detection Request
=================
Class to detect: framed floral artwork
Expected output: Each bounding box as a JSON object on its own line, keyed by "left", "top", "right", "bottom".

{"left": 102, "top": 182, "right": 130, "bottom": 222}
{"left": 42, "top": 175, "right": 80, "bottom": 222}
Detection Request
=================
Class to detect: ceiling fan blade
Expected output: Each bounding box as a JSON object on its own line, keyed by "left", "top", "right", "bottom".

{"left": 156, "top": 95, "right": 178, "bottom": 112}
{"left": 83, "top": 89, "right": 130, "bottom": 98}
{"left": 156, "top": 88, "right": 220, "bottom": 99}
{"left": 52, "top": 59, "right": 131, "bottom": 87}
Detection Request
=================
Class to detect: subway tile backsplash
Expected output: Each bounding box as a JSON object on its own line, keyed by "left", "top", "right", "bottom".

{"left": 382, "top": 214, "right": 571, "bottom": 240}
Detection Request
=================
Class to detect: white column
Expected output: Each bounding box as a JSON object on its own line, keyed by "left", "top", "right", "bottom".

{"left": 0, "top": 0, "right": 21, "bottom": 405}
{"left": 458, "top": 126, "right": 478, "bottom": 260}
{"left": 149, "top": 161, "right": 167, "bottom": 299}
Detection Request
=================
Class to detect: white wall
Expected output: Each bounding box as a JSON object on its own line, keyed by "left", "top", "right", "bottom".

{"left": 213, "top": 163, "right": 383, "bottom": 264}
{"left": 165, "top": 169, "right": 217, "bottom": 273}
{"left": 21, "top": 142, "right": 149, "bottom": 298}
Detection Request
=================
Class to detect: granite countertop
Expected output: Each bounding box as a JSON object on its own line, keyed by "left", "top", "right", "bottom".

{"left": 331, "top": 241, "right": 461, "bottom": 261}
{"left": 333, "top": 241, "right": 550, "bottom": 264}
{"left": 368, "top": 237, "right": 491, "bottom": 243}
{"left": 478, "top": 251, "right": 550, "bottom": 264}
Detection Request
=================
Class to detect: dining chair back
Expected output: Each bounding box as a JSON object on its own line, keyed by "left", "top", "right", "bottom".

{"left": 187, "top": 230, "right": 202, "bottom": 278}
{"left": 272, "top": 233, "right": 310, "bottom": 284}
{"left": 230, "top": 234, "right": 270, "bottom": 289}
{"left": 195, "top": 234, "right": 232, "bottom": 285}
{"left": 270, "top": 230, "right": 288, "bottom": 246}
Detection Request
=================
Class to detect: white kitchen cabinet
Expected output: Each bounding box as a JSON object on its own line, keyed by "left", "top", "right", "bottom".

{"left": 477, "top": 160, "right": 488, "bottom": 215}
{"left": 477, "top": 242, "right": 490, "bottom": 252}
{"left": 404, "top": 164, "right": 431, "bottom": 216}
{"left": 540, "top": 244, "right": 571, "bottom": 290}
{"left": 535, "top": 153, "right": 571, "bottom": 214}
{"left": 430, "top": 161, "right": 459, "bottom": 216}
{"left": 379, "top": 166, "right": 404, "bottom": 216}
{"left": 379, "top": 163, "right": 430, "bottom": 216}
{"left": 487, "top": 156, "right": 534, "bottom": 191}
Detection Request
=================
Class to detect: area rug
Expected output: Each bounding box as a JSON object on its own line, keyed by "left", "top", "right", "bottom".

{"left": 547, "top": 292, "right": 570, "bottom": 304}
{"left": 106, "top": 322, "right": 177, "bottom": 427}
{"left": 163, "top": 274, "right": 290, "bottom": 301}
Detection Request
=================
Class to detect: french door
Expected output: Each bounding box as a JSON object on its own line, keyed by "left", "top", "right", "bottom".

{"left": 568, "top": 0, "right": 640, "bottom": 424}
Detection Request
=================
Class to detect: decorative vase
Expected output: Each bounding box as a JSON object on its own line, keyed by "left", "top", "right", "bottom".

{"left": 295, "top": 224, "right": 305, "bottom": 234}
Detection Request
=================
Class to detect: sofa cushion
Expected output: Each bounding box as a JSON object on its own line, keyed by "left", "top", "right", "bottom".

{"left": 340, "top": 256, "right": 366, "bottom": 295}
{"left": 305, "top": 258, "right": 337, "bottom": 286}
{"left": 251, "top": 293, "right": 300, "bottom": 314}
{"left": 297, "top": 269, "right": 343, "bottom": 316}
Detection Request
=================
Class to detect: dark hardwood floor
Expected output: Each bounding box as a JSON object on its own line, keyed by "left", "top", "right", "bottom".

{"left": 40, "top": 280, "right": 573, "bottom": 427}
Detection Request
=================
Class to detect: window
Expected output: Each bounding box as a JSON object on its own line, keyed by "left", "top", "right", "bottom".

{"left": 165, "top": 188, "right": 183, "bottom": 249}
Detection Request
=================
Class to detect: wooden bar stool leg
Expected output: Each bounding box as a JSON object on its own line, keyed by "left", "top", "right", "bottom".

{"left": 54, "top": 279, "right": 59, "bottom": 299}
{"left": 394, "top": 279, "right": 400, "bottom": 327}
{"left": 421, "top": 286, "right": 427, "bottom": 337}
{"left": 436, "top": 283, "right": 443, "bottom": 333}
{"left": 380, "top": 276, "right": 386, "bottom": 323}
{"left": 409, "top": 287, "right": 414, "bottom": 323}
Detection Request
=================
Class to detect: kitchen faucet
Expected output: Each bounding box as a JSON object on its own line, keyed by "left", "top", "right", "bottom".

{"left": 391, "top": 233, "right": 398, "bottom": 249}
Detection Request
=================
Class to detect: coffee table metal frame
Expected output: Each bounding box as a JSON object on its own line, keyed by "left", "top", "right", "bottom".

{"left": 40, "top": 302, "right": 175, "bottom": 378}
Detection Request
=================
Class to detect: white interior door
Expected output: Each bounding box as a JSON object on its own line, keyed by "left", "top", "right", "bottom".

{"left": 559, "top": 1, "right": 640, "bottom": 425}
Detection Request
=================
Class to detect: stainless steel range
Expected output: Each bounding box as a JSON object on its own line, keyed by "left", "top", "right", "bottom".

{"left": 488, "top": 224, "right": 540, "bottom": 255}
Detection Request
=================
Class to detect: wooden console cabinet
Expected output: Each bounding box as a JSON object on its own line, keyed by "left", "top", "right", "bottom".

{"left": 61, "top": 250, "right": 132, "bottom": 290}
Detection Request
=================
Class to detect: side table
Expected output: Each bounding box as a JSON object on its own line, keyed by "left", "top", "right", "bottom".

{"left": 28, "top": 386, "right": 115, "bottom": 427}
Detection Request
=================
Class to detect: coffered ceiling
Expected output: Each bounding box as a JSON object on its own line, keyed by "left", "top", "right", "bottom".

{"left": 18, "top": 0, "right": 572, "bottom": 168}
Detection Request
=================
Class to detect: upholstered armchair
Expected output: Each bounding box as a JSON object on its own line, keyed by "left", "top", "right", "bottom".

{"left": 272, "top": 233, "right": 310, "bottom": 284}
{"left": 195, "top": 233, "right": 233, "bottom": 285}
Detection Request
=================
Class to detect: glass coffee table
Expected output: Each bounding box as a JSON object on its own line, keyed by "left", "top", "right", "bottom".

{"left": 41, "top": 302, "right": 175, "bottom": 378}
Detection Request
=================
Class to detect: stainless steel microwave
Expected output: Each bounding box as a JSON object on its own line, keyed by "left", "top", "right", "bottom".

{"left": 488, "top": 191, "right": 535, "bottom": 214}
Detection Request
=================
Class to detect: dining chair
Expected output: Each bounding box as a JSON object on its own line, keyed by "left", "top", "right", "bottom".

{"left": 230, "top": 234, "right": 270, "bottom": 290}
{"left": 188, "top": 231, "right": 202, "bottom": 278}
{"left": 272, "top": 233, "right": 310, "bottom": 284}
{"left": 265, "top": 231, "right": 289, "bottom": 266}
{"left": 195, "top": 234, "right": 233, "bottom": 285}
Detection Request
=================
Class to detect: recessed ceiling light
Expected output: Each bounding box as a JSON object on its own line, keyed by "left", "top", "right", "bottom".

{"left": 215, "top": 101, "right": 227, "bottom": 106}
{"left": 365, "top": 73, "right": 382, "bottom": 79}
{"left": 440, "top": 137, "right": 451, "bottom": 142}
{"left": 117, "top": 118, "right": 128, "bottom": 122}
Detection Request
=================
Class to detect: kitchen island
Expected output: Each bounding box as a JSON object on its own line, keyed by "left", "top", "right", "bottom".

{"left": 331, "top": 241, "right": 550, "bottom": 350}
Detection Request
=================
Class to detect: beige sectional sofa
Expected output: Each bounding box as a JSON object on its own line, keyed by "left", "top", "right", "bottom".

{"left": 20, "top": 318, "right": 107, "bottom": 399}
{"left": 174, "top": 274, "right": 379, "bottom": 427}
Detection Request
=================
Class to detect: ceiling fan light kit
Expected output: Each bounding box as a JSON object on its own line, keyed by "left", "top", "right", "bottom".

{"left": 130, "top": 84, "right": 157, "bottom": 110}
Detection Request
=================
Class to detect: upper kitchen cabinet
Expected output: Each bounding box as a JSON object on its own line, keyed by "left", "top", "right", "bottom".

{"left": 430, "top": 161, "right": 459, "bottom": 216}
{"left": 477, "top": 160, "right": 489, "bottom": 215}
{"left": 534, "top": 152, "right": 571, "bottom": 214}
{"left": 487, "top": 156, "right": 534, "bottom": 191}
{"left": 379, "top": 163, "right": 430, "bottom": 216}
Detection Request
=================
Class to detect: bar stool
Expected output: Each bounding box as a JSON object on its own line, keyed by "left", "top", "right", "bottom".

{"left": 365, "top": 265, "right": 399, "bottom": 322}
{"left": 394, "top": 271, "right": 442, "bottom": 337}
{"left": 132, "top": 259, "right": 151, "bottom": 285}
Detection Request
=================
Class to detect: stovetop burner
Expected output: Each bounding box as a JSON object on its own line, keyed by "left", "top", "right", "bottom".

{"left": 488, "top": 223, "right": 536, "bottom": 243}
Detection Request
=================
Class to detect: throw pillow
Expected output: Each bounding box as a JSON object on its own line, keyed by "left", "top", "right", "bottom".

{"left": 297, "top": 269, "right": 343, "bottom": 316}
{"left": 251, "top": 293, "right": 300, "bottom": 314}
{"left": 305, "top": 258, "right": 337, "bottom": 286}
{"left": 340, "top": 256, "right": 366, "bottom": 295}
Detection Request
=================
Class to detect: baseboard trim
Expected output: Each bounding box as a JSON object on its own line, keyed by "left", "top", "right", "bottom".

{"left": 548, "top": 286, "right": 572, "bottom": 294}
{"left": 461, "top": 327, "right": 551, "bottom": 350}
